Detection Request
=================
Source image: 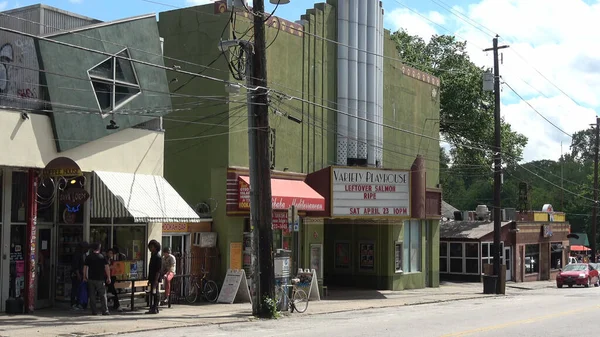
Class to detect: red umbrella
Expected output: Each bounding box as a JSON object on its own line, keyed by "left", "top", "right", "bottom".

{"left": 571, "top": 245, "right": 591, "bottom": 251}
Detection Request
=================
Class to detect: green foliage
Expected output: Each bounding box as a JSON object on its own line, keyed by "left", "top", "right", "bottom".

{"left": 261, "top": 295, "right": 280, "bottom": 319}
{"left": 390, "top": 30, "right": 528, "bottom": 176}
{"left": 391, "top": 30, "right": 596, "bottom": 245}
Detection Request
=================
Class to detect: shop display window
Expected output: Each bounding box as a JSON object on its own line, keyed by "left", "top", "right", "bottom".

{"left": 11, "top": 172, "right": 28, "bottom": 223}
{"left": 403, "top": 220, "right": 421, "bottom": 273}
{"left": 439, "top": 242, "right": 447, "bottom": 273}
{"left": 55, "top": 225, "right": 84, "bottom": 301}
{"left": 91, "top": 226, "right": 112, "bottom": 252}
{"left": 112, "top": 225, "right": 146, "bottom": 279}
{"left": 36, "top": 177, "right": 56, "bottom": 223}
{"left": 9, "top": 225, "right": 26, "bottom": 298}
{"left": 550, "top": 243, "right": 563, "bottom": 269}
{"left": 525, "top": 244, "right": 540, "bottom": 274}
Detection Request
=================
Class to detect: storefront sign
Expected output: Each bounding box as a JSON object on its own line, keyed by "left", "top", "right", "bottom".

{"left": 41, "top": 157, "right": 83, "bottom": 178}
{"left": 58, "top": 187, "right": 90, "bottom": 205}
{"left": 238, "top": 177, "right": 325, "bottom": 211}
{"left": 272, "top": 211, "right": 288, "bottom": 230}
{"left": 162, "top": 223, "right": 189, "bottom": 233}
{"left": 331, "top": 168, "right": 410, "bottom": 217}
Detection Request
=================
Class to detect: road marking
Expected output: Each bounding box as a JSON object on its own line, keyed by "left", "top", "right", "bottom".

{"left": 440, "top": 304, "right": 600, "bottom": 337}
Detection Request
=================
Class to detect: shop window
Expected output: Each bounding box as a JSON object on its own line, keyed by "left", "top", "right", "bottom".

{"left": 91, "top": 226, "right": 112, "bottom": 253}
{"left": 55, "top": 225, "right": 84, "bottom": 301}
{"left": 439, "top": 241, "right": 448, "bottom": 273}
{"left": 9, "top": 225, "right": 26, "bottom": 298}
{"left": 88, "top": 48, "right": 141, "bottom": 115}
{"left": 403, "top": 220, "right": 421, "bottom": 273}
{"left": 525, "top": 244, "right": 540, "bottom": 274}
{"left": 450, "top": 258, "right": 463, "bottom": 273}
{"left": 465, "top": 242, "right": 479, "bottom": 274}
{"left": 550, "top": 243, "right": 563, "bottom": 269}
{"left": 395, "top": 242, "right": 403, "bottom": 273}
{"left": 113, "top": 226, "right": 146, "bottom": 277}
{"left": 11, "top": 172, "right": 28, "bottom": 223}
{"left": 36, "top": 177, "right": 55, "bottom": 223}
{"left": 481, "top": 242, "right": 504, "bottom": 269}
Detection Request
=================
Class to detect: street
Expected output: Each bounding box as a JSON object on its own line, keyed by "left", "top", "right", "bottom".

{"left": 115, "top": 286, "right": 598, "bottom": 337}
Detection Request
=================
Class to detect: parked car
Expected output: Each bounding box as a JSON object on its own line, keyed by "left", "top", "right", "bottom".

{"left": 556, "top": 263, "right": 600, "bottom": 288}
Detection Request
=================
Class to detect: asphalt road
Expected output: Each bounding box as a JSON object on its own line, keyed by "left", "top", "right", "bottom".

{"left": 115, "top": 286, "right": 600, "bottom": 337}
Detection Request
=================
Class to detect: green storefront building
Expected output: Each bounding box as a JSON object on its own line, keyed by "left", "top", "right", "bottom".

{"left": 159, "top": 0, "right": 442, "bottom": 291}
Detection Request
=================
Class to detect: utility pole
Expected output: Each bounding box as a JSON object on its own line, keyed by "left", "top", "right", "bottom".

{"left": 484, "top": 35, "right": 508, "bottom": 294}
{"left": 591, "top": 117, "right": 599, "bottom": 262}
{"left": 561, "top": 141, "right": 564, "bottom": 211}
{"left": 249, "top": 0, "right": 275, "bottom": 316}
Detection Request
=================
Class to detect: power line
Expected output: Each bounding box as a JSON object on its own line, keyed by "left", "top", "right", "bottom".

{"left": 503, "top": 81, "right": 573, "bottom": 138}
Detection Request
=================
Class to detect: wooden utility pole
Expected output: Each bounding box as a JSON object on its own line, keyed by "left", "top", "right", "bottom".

{"left": 484, "top": 35, "right": 509, "bottom": 294}
{"left": 592, "top": 117, "right": 599, "bottom": 262}
{"left": 249, "top": 0, "right": 275, "bottom": 316}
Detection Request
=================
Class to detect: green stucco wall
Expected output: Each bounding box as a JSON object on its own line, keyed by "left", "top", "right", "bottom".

{"left": 382, "top": 30, "right": 441, "bottom": 188}
{"left": 160, "top": 3, "right": 440, "bottom": 287}
{"left": 38, "top": 16, "right": 171, "bottom": 152}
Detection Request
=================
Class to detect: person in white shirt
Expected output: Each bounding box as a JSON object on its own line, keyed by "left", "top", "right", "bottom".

{"left": 160, "top": 247, "right": 176, "bottom": 306}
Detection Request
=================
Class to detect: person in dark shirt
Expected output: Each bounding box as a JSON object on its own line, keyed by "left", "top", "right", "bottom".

{"left": 84, "top": 242, "right": 111, "bottom": 316}
{"left": 146, "top": 240, "right": 162, "bottom": 314}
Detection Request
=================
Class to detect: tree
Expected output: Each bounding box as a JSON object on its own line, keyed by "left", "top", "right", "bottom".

{"left": 390, "top": 30, "right": 528, "bottom": 177}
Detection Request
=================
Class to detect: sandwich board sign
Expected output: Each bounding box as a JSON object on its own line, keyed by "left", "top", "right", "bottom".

{"left": 217, "top": 269, "right": 252, "bottom": 304}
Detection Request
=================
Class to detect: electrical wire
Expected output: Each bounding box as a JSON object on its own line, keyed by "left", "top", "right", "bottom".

{"left": 503, "top": 81, "right": 573, "bottom": 138}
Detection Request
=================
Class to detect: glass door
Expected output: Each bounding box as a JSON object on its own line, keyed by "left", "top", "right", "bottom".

{"left": 36, "top": 225, "right": 53, "bottom": 309}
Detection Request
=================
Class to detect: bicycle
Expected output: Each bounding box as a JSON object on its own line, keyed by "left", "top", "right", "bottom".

{"left": 274, "top": 277, "right": 309, "bottom": 313}
{"left": 185, "top": 270, "right": 219, "bottom": 303}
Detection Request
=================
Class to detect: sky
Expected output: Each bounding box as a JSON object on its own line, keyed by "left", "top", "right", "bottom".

{"left": 1, "top": 0, "right": 598, "bottom": 163}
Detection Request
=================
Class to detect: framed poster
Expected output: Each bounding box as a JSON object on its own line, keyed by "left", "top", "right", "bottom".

{"left": 310, "top": 244, "right": 323, "bottom": 279}
{"left": 395, "top": 241, "right": 403, "bottom": 273}
{"left": 334, "top": 241, "right": 351, "bottom": 270}
{"left": 230, "top": 242, "right": 242, "bottom": 270}
{"left": 359, "top": 241, "right": 375, "bottom": 271}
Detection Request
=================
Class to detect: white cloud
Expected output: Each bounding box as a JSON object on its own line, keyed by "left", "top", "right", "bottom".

{"left": 186, "top": 0, "right": 217, "bottom": 5}
{"left": 385, "top": 8, "right": 438, "bottom": 42}
{"left": 0, "top": 1, "right": 7, "bottom": 11}
{"left": 384, "top": 0, "right": 600, "bottom": 162}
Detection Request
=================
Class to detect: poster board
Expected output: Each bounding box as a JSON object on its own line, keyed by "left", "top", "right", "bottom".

{"left": 295, "top": 269, "right": 320, "bottom": 301}
{"left": 310, "top": 244, "right": 323, "bottom": 279}
{"left": 217, "top": 269, "right": 252, "bottom": 304}
{"left": 230, "top": 242, "right": 242, "bottom": 270}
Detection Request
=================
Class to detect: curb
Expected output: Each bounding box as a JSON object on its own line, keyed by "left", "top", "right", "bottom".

{"left": 85, "top": 294, "right": 499, "bottom": 336}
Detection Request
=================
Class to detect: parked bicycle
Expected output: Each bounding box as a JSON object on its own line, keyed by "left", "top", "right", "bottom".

{"left": 274, "top": 277, "right": 309, "bottom": 313}
{"left": 185, "top": 270, "right": 219, "bottom": 303}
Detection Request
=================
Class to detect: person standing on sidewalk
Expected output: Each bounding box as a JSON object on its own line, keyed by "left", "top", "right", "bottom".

{"left": 146, "top": 240, "right": 162, "bottom": 314}
{"left": 160, "top": 247, "right": 176, "bottom": 306}
{"left": 83, "top": 242, "right": 111, "bottom": 316}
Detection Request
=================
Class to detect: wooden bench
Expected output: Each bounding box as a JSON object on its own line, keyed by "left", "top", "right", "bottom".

{"left": 112, "top": 280, "right": 165, "bottom": 311}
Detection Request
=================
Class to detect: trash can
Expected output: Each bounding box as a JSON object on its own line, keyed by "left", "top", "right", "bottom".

{"left": 482, "top": 275, "right": 498, "bottom": 294}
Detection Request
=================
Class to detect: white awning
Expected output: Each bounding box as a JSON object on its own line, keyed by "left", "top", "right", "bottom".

{"left": 91, "top": 171, "right": 201, "bottom": 223}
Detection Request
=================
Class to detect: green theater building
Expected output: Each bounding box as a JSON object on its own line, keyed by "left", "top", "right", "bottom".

{"left": 159, "top": 0, "right": 442, "bottom": 291}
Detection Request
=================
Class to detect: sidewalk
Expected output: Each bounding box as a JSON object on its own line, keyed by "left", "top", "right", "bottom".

{"left": 0, "top": 281, "right": 550, "bottom": 337}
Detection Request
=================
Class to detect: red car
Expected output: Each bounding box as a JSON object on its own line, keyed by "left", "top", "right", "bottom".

{"left": 556, "top": 263, "right": 600, "bottom": 288}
